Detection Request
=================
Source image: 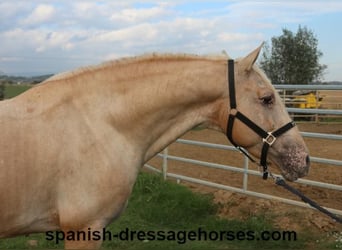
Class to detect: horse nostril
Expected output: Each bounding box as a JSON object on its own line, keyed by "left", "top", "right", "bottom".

{"left": 306, "top": 155, "right": 310, "bottom": 166}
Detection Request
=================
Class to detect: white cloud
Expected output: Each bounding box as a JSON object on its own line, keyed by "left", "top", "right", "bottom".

{"left": 217, "top": 32, "right": 264, "bottom": 43}
{"left": 0, "top": 1, "right": 27, "bottom": 20}
{"left": 36, "top": 31, "right": 75, "bottom": 52}
{"left": 0, "top": 1, "right": 341, "bottom": 80}
{"left": 22, "top": 4, "right": 56, "bottom": 26}
{"left": 110, "top": 4, "right": 172, "bottom": 23}
{"left": 0, "top": 56, "right": 22, "bottom": 62}
{"left": 90, "top": 24, "right": 158, "bottom": 44}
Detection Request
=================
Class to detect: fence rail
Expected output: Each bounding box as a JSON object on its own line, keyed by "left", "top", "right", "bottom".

{"left": 145, "top": 84, "right": 342, "bottom": 217}
{"left": 274, "top": 84, "right": 342, "bottom": 90}
{"left": 274, "top": 84, "right": 342, "bottom": 122}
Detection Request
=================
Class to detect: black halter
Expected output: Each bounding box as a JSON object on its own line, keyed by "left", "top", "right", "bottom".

{"left": 226, "top": 59, "right": 296, "bottom": 179}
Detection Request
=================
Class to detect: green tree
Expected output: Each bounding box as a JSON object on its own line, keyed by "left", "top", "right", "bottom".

{"left": 260, "top": 26, "right": 327, "bottom": 84}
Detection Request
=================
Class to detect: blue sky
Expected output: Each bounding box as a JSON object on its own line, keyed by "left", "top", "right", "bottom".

{"left": 0, "top": 0, "right": 342, "bottom": 81}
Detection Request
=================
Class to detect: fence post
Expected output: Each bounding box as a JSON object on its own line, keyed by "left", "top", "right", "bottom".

{"left": 162, "top": 147, "right": 168, "bottom": 180}
{"left": 315, "top": 90, "right": 319, "bottom": 123}
{"left": 243, "top": 155, "right": 249, "bottom": 191}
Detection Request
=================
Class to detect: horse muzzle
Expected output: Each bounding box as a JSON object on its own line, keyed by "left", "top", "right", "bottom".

{"left": 278, "top": 147, "right": 310, "bottom": 181}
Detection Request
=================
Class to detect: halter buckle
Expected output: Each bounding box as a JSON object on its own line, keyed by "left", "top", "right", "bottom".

{"left": 263, "top": 132, "right": 276, "bottom": 146}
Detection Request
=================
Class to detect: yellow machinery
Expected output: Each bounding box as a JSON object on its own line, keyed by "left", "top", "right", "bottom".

{"left": 291, "top": 90, "right": 322, "bottom": 109}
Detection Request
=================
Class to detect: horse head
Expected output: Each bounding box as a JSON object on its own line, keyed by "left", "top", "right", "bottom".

{"left": 226, "top": 44, "right": 310, "bottom": 181}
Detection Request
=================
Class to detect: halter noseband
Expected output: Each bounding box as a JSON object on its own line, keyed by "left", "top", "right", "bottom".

{"left": 226, "top": 59, "right": 296, "bottom": 179}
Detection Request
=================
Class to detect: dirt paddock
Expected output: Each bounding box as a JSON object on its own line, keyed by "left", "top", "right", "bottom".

{"left": 146, "top": 123, "right": 342, "bottom": 235}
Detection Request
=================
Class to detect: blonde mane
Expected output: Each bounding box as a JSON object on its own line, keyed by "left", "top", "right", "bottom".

{"left": 45, "top": 53, "right": 229, "bottom": 83}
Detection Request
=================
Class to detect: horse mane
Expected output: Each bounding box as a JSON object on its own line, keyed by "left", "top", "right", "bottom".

{"left": 45, "top": 52, "right": 229, "bottom": 83}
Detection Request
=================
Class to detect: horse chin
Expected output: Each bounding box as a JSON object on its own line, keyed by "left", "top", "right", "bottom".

{"left": 267, "top": 161, "right": 299, "bottom": 181}
{"left": 279, "top": 169, "right": 301, "bottom": 182}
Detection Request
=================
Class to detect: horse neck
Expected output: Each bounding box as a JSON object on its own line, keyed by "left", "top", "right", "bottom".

{"left": 46, "top": 57, "right": 227, "bottom": 162}
{"left": 95, "top": 57, "right": 228, "bottom": 162}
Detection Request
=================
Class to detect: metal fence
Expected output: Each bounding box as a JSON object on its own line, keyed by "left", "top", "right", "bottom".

{"left": 144, "top": 85, "right": 342, "bottom": 216}
{"left": 276, "top": 84, "right": 342, "bottom": 122}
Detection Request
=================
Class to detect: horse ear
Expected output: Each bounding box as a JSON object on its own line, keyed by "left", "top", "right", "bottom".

{"left": 240, "top": 42, "right": 264, "bottom": 72}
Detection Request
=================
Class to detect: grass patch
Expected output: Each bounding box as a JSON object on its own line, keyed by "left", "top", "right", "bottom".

{"left": 319, "top": 117, "right": 342, "bottom": 123}
{"left": 4, "top": 84, "right": 32, "bottom": 99}
{"left": 1, "top": 172, "right": 307, "bottom": 249}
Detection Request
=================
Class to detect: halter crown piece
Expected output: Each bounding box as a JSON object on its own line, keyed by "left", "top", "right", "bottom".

{"left": 225, "top": 59, "right": 296, "bottom": 179}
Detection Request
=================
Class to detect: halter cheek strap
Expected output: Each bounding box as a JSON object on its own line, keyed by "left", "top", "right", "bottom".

{"left": 226, "top": 59, "right": 296, "bottom": 179}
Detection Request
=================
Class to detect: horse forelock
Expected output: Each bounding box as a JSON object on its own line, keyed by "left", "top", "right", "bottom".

{"left": 44, "top": 53, "right": 229, "bottom": 83}
{"left": 253, "top": 65, "right": 274, "bottom": 88}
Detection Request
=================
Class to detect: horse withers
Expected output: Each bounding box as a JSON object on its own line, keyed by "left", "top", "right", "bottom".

{"left": 0, "top": 44, "right": 309, "bottom": 249}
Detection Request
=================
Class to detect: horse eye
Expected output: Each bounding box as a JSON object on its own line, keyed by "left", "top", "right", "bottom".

{"left": 260, "top": 95, "right": 274, "bottom": 106}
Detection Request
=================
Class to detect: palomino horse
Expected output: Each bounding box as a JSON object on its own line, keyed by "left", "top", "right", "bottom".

{"left": 0, "top": 45, "right": 309, "bottom": 249}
